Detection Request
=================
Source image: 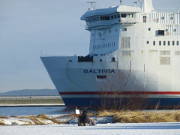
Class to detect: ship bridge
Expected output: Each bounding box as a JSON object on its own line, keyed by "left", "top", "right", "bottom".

{"left": 81, "top": 5, "right": 141, "bottom": 56}
{"left": 81, "top": 5, "right": 141, "bottom": 30}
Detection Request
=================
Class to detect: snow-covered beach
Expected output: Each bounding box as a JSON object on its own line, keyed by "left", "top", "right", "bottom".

{"left": 1, "top": 122, "right": 180, "bottom": 135}
{"left": 1, "top": 106, "right": 180, "bottom": 135}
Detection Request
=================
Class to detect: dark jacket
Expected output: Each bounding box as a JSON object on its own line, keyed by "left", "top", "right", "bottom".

{"left": 79, "top": 110, "right": 90, "bottom": 124}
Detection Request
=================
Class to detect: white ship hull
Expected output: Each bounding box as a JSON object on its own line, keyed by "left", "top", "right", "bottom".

{"left": 41, "top": 54, "right": 180, "bottom": 108}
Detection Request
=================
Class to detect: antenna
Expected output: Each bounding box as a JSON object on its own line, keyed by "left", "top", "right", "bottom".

{"left": 86, "top": 2, "right": 96, "bottom": 10}
{"left": 133, "top": 0, "right": 138, "bottom": 7}
{"left": 120, "top": 0, "right": 122, "bottom": 5}
{"left": 138, "top": 0, "right": 143, "bottom": 11}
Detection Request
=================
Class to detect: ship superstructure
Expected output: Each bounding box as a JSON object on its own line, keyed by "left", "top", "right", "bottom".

{"left": 41, "top": 0, "right": 180, "bottom": 108}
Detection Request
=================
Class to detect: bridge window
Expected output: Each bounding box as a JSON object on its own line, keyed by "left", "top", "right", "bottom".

{"left": 100, "top": 16, "right": 110, "bottom": 20}
{"left": 121, "top": 14, "right": 127, "bottom": 18}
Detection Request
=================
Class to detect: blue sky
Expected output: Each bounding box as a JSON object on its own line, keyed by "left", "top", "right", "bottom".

{"left": 0, "top": 0, "right": 179, "bottom": 92}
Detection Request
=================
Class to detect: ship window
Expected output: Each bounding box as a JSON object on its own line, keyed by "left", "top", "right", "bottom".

{"left": 157, "top": 30, "right": 165, "bottom": 36}
{"left": 121, "top": 51, "right": 131, "bottom": 56}
{"left": 121, "top": 14, "right": 126, "bottom": 18}
{"left": 175, "top": 51, "right": 180, "bottom": 55}
{"left": 121, "top": 37, "right": 130, "bottom": 48}
{"left": 174, "top": 29, "right": 177, "bottom": 32}
{"left": 143, "top": 16, "right": 147, "bottom": 23}
{"left": 161, "top": 17, "right": 164, "bottom": 20}
{"left": 123, "top": 28, "right": 127, "bottom": 31}
{"left": 153, "top": 41, "right": 156, "bottom": 46}
{"left": 78, "top": 56, "right": 93, "bottom": 62}
{"left": 159, "top": 41, "right": 161, "bottom": 46}
{"left": 160, "top": 57, "right": 170, "bottom": 65}
{"left": 148, "top": 28, "right": 151, "bottom": 31}
{"left": 168, "top": 41, "right": 170, "bottom": 46}
{"left": 172, "top": 41, "right": 175, "bottom": 46}
{"left": 160, "top": 51, "right": 170, "bottom": 55}
{"left": 97, "top": 75, "right": 107, "bottom": 80}
{"left": 163, "top": 41, "right": 166, "bottom": 46}
{"left": 147, "top": 41, "right": 149, "bottom": 44}
{"left": 177, "top": 41, "right": 179, "bottom": 46}
{"left": 112, "top": 57, "right": 116, "bottom": 62}
{"left": 170, "top": 17, "right": 174, "bottom": 20}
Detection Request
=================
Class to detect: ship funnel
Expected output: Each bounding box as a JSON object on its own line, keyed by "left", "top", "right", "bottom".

{"left": 143, "top": 0, "right": 154, "bottom": 13}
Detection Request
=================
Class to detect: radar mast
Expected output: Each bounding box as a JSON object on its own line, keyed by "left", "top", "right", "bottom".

{"left": 87, "top": 2, "right": 96, "bottom": 10}
{"left": 120, "top": 0, "right": 122, "bottom": 5}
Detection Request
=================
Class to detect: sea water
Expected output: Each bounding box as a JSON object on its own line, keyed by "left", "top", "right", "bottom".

{"left": 0, "top": 106, "right": 66, "bottom": 116}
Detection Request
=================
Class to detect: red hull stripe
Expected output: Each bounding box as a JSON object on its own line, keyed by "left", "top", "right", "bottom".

{"left": 59, "top": 91, "right": 180, "bottom": 95}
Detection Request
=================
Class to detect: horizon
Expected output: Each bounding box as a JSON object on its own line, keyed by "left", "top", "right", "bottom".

{"left": 0, "top": 0, "right": 180, "bottom": 92}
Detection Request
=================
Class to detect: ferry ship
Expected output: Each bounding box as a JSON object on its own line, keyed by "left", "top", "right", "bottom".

{"left": 41, "top": 0, "right": 180, "bottom": 108}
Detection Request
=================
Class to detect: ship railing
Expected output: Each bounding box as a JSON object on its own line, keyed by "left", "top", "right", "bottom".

{"left": 156, "top": 8, "right": 180, "bottom": 13}
{"left": 147, "top": 18, "right": 180, "bottom": 25}
{"left": 85, "top": 18, "right": 140, "bottom": 29}
{"left": 148, "top": 10, "right": 180, "bottom": 24}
